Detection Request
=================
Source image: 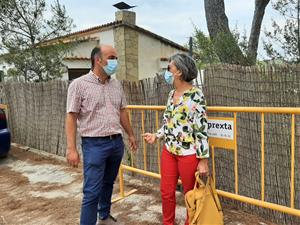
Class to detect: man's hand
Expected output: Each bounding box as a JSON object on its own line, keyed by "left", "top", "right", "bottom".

{"left": 65, "top": 112, "right": 79, "bottom": 167}
{"left": 142, "top": 133, "right": 156, "bottom": 144}
{"left": 66, "top": 148, "right": 80, "bottom": 167}
{"left": 197, "top": 158, "right": 209, "bottom": 176}
{"left": 128, "top": 135, "right": 138, "bottom": 152}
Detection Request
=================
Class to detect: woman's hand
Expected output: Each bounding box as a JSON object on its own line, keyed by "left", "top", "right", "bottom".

{"left": 142, "top": 133, "right": 156, "bottom": 144}
{"left": 197, "top": 158, "right": 209, "bottom": 176}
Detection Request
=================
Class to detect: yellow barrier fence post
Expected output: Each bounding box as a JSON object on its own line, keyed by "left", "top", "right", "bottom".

{"left": 128, "top": 109, "right": 134, "bottom": 167}
{"left": 261, "top": 112, "right": 265, "bottom": 201}
{"left": 211, "top": 145, "right": 216, "bottom": 188}
{"left": 155, "top": 110, "right": 161, "bottom": 174}
{"left": 119, "top": 165, "right": 125, "bottom": 198}
{"left": 234, "top": 112, "right": 238, "bottom": 194}
{"left": 141, "top": 110, "right": 147, "bottom": 171}
{"left": 290, "top": 114, "right": 295, "bottom": 208}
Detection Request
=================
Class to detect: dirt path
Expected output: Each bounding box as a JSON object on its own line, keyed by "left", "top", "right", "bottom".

{"left": 0, "top": 146, "right": 279, "bottom": 225}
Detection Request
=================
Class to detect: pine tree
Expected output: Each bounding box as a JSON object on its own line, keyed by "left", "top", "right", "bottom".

{"left": 0, "top": 0, "right": 74, "bottom": 81}
{"left": 264, "top": 0, "right": 300, "bottom": 63}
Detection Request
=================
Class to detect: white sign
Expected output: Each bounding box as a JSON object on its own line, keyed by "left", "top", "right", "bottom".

{"left": 208, "top": 119, "right": 234, "bottom": 140}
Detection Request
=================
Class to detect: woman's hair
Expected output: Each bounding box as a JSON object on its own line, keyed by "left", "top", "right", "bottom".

{"left": 169, "top": 53, "right": 198, "bottom": 82}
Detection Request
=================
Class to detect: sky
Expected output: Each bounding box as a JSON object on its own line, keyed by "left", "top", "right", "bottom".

{"left": 47, "top": 0, "right": 284, "bottom": 58}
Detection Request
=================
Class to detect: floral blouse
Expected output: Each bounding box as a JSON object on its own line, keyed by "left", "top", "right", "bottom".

{"left": 156, "top": 87, "right": 209, "bottom": 158}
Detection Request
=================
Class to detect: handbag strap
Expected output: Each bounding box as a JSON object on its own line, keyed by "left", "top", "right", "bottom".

{"left": 194, "top": 171, "right": 205, "bottom": 189}
{"left": 191, "top": 175, "right": 222, "bottom": 224}
{"left": 191, "top": 194, "right": 206, "bottom": 224}
{"left": 190, "top": 172, "right": 207, "bottom": 224}
{"left": 207, "top": 177, "right": 222, "bottom": 212}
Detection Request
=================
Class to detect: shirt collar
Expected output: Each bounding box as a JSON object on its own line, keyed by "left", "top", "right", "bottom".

{"left": 89, "top": 70, "right": 111, "bottom": 84}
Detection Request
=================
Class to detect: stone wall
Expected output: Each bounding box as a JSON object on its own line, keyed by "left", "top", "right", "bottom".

{"left": 114, "top": 11, "right": 139, "bottom": 81}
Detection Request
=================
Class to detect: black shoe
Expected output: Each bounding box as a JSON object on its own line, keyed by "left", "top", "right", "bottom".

{"left": 98, "top": 214, "right": 118, "bottom": 225}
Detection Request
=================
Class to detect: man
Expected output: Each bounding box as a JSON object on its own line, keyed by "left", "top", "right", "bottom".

{"left": 65, "top": 44, "right": 137, "bottom": 225}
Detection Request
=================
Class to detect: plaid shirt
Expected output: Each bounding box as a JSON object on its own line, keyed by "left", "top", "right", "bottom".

{"left": 66, "top": 71, "right": 127, "bottom": 137}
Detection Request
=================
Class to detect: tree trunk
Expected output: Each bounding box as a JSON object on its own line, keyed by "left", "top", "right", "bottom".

{"left": 204, "top": 0, "right": 230, "bottom": 38}
{"left": 204, "top": 0, "right": 270, "bottom": 65}
{"left": 204, "top": 0, "right": 248, "bottom": 65}
{"left": 247, "top": 0, "right": 270, "bottom": 64}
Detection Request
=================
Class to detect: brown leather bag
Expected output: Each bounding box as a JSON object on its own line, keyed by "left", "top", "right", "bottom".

{"left": 185, "top": 172, "right": 224, "bottom": 225}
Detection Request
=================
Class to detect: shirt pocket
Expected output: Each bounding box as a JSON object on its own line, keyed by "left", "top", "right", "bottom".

{"left": 83, "top": 94, "right": 105, "bottom": 113}
{"left": 108, "top": 90, "right": 122, "bottom": 109}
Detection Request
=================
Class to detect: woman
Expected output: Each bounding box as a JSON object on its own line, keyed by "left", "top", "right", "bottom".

{"left": 143, "top": 53, "right": 209, "bottom": 225}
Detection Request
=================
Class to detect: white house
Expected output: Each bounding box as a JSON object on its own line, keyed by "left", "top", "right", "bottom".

{"left": 0, "top": 9, "right": 189, "bottom": 81}
{"left": 45, "top": 9, "right": 188, "bottom": 81}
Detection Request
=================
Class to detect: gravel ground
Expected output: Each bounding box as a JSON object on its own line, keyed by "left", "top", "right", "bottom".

{"left": 0, "top": 145, "right": 280, "bottom": 225}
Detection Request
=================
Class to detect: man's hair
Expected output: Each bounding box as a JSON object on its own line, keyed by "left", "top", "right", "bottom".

{"left": 91, "top": 46, "right": 102, "bottom": 69}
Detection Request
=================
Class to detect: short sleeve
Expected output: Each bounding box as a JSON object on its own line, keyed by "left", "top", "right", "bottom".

{"left": 120, "top": 85, "right": 127, "bottom": 109}
{"left": 66, "top": 80, "right": 82, "bottom": 113}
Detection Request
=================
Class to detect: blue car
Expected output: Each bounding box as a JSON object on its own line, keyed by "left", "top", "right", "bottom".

{"left": 0, "top": 108, "right": 11, "bottom": 157}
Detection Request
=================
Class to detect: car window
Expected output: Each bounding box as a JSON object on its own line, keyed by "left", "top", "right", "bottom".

{"left": 0, "top": 109, "right": 7, "bottom": 130}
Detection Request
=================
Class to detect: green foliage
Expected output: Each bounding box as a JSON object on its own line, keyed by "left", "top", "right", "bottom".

{"left": 231, "top": 28, "right": 249, "bottom": 57}
{"left": 263, "top": 0, "right": 300, "bottom": 63}
{"left": 191, "top": 27, "right": 220, "bottom": 68}
{"left": 0, "top": 0, "right": 74, "bottom": 81}
{"left": 213, "top": 31, "right": 249, "bottom": 65}
{"left": 191, "top": 26, "right": 251, "bottom": 68}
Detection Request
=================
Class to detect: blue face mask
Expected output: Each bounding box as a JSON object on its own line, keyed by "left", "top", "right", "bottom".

{"left": 164, "top": 70, "right": 174, "bottom": 84}
{"left": 103, "top": 59, "right": 118, "bottom": 76}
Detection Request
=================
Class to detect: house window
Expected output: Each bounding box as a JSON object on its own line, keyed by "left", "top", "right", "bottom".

{"left": 68, "top": 68, "right": 90, "bottom": 80}
{"left": 0, "top": 70, "right": 3, "bottom": 82}
{"left": 159, "top": 57, "right": 169, "bottom": 70}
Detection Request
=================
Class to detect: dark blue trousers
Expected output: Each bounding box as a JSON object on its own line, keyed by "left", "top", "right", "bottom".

{"left": 80, "top": 136, "right": 124, "bottom": 225}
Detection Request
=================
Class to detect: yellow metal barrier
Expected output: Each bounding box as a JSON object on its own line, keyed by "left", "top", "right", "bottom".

{"left": 114, "top": 105, "right": 300, "bottom": 217}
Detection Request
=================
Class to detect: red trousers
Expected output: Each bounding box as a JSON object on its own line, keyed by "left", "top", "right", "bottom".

{"left": 160, "top": 146, "right": 199, "bottom": 225}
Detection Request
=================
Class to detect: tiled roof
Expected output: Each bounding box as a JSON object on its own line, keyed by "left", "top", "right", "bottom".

{"left": 64, "top": 57, "right": 90, "bottom": 61}
{"left": 42, "top": 21, "right": 122, "bottom": 45}
{"left": 125, "top": 23, "right": 188, "bottom": 52}
{"left": 43, "top": 20, "right": 188, "bottom": 52}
